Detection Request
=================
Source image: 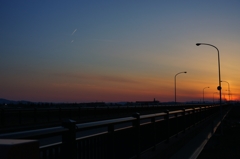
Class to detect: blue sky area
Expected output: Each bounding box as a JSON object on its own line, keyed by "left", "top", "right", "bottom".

{"left": 1, "top": 1, "right": 240, "bottom": 102}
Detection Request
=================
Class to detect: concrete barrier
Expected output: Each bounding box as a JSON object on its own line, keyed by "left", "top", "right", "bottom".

{"left": 0, "top": 139, "right": 39, "bottom": 159}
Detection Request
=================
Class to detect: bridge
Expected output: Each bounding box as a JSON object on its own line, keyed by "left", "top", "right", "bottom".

{"left": 0, "top": 103, "right": 235, "bottom": 159}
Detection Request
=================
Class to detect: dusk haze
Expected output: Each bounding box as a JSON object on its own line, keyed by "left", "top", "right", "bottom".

{"left": 1, "top": 1, "right": 240, "bottom": 103}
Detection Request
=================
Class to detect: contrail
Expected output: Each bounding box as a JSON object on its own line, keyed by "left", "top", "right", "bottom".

{"left": 72, "top": 29, "right": 77, "bottom": 35}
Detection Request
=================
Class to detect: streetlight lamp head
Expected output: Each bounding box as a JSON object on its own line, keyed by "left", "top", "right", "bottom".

{"left": 196, "top": 43, "right": 201, "bottom": 46}
{"left": 184, "top": 71, "right": 187, "bottom": 73}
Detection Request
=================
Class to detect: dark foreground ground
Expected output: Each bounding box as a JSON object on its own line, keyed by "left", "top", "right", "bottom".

{"left": 197, "top": 105, "right": 240, "bottom": 159}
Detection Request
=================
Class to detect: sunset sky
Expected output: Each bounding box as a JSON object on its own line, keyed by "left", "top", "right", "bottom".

{"left": 1, "top": 1, "right": 240, "bottom": 103}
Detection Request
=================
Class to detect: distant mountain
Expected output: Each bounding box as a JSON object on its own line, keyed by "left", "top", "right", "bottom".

{"left": 0, "top": 98, "right": 32, "bottom": 104}
{"left": 0, "top": 98, "right": 15, "bottom": 104}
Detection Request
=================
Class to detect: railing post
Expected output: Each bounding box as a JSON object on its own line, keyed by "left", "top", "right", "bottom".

{"left": 192, "top": 107, "right": 196, "bottom": 127}
{"left": 34, "top": 108, "right": 37, "bottom": 123}
{"left": 107, "top": 106, "right": 110, "bottom": 118}
{"left": 182, "top": 108, "right": 186, "bottom": 133}
{"left": 164, "top": 110, "right": 169, "bottom": 143}
{"left": 18, "top": 109, "right": 22, "bottom": 125}
{"left": 175, "top": 113, "right": 178, "bottom": 137}
{"left": 94, "top": 106, "right": 97, "bottom": 118}
{"left": 151, "top": 117, "right": 156, "bottom": 151}
{"left": 78, "top": 106, "right": 81, "bottom": 120}
{"left": 132, "top": 112, "right": 141, "bottom": 159}
{"left": 199, "top": 106, "right": 202, "bottom": 121}
{"left": 204, "top": 106, "right": 207, "bottom": 120}
{"left": 108, "top": 124, "right": 115, "bottom": 159}
{"left": 47, "top": 109, "right": 50, "bottom": 122}
{"left": 69, "top": 108, "right": 72, "bottom": 118}
{"left": 1, "top": 109, "right": 5, "bottom": 127}
{"left": 59, "top": 107, "right": 62, "bottom": 121}
{"left": 61, "top": 119, "right": 77, "bottom": 159}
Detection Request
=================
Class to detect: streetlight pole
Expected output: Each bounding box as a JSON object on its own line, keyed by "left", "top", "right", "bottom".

{"left": 196, "top": 43, "right": 222, "bottom": 134}
{"left": 221, "top": 80, "right": 230, "bottom": 102}
{"left": 203, "top": 87, "right": 209, "bottom": 103}
{"left": 174, "top": 71, "right": 187, "bottom": 104}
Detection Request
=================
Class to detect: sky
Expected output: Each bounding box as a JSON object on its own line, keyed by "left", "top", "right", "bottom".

{"left": 1, "top": 0, "right": 240, "bottom": 103}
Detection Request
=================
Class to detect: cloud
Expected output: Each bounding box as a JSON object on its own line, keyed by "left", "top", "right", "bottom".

{"left": 97, "top": 75, "right": 138, "bottom": 84}
{"left": 52, "top": 72, "right": 138, "bottom": 84}
{"left": 71, "top": 40, "right": 74, "bottom": 43}
{"left": 72, "top": 29, "right": 77, "bottom": 35}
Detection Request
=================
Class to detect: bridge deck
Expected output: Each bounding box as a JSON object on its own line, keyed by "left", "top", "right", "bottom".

{"left": 169, "top": 105, "right": 240, "bottom": 159}
{"left": 197, "top": 105, "right": 240, "bottom": 159}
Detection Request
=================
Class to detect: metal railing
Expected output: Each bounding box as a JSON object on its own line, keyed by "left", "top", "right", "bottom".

{"left": 0, "top": 104, "right": 229, "bottom": 159}
{"left": 0, "top": 103, "right": 214, "bottom": 131}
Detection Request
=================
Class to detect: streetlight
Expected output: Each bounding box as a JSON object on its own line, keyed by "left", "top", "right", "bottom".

{"left": 196, "top": 43, "right": 222, "bottom": 134}
{"left": 221, "top": 80, "right": 230, "bottom": 102}
{"left": 174, "top": 71, "right": 187, "bottom": 104}
{"left": 213, "top": 92, "right": 218, "bottom": 103}
{"left": 203, "top": 87, "right": 210, "bottom": 103}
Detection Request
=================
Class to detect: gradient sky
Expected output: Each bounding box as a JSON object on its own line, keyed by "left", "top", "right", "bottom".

{"left": 1, "top": 0, "right": 240, "bottom": 103}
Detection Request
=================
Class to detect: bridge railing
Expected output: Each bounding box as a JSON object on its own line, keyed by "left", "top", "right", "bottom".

{"left": 0, "top": 103, "right": 215, "bottom": 131}
{"left": 0, "top": 104, "right": 227, "bottom": 159}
